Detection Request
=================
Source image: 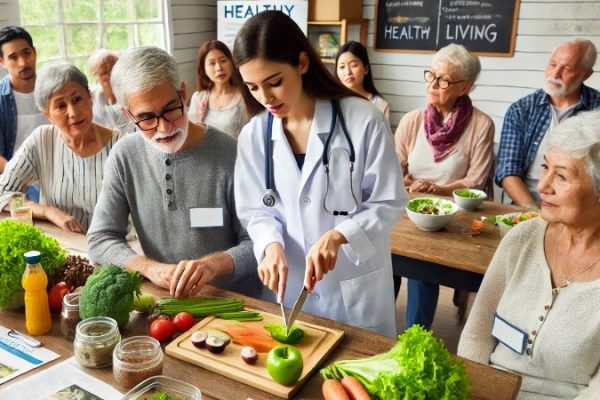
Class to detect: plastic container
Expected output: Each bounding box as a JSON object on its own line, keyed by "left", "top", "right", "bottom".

{"left": 22, "top": 250, "right": 52, "bottom": 335}
{"left": 113, "top": 336, "right": 164, "bottom": 389}
{"left": 74, "top": 317, "right": 120, "bottom": 368}
{"left": 122, "top": 375, "right": 201, "bottom": 400}
{"left": 60, "top": 292, "right": 81, "bottom": 339}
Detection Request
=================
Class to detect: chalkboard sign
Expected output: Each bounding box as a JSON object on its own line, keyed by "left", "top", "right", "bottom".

{"left": 375, "top": 0, "right": 520, "bottom": 56}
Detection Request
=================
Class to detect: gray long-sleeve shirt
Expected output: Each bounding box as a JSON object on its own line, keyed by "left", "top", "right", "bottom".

{"left": 87, "top": 127, "right": 261, "bottom": 298}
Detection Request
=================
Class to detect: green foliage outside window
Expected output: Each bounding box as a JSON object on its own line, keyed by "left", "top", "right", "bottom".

{"left": 19, "top": 0, "right": 165, "bottom": 84}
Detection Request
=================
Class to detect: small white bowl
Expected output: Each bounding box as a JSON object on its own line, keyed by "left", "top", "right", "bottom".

{"left": 405, "top": 197, "right": 459, "bottom": 231}
{"left": 452, "top": 189, "right": 487, "bottom": 211}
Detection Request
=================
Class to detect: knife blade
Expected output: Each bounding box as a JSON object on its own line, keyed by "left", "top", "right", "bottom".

{"left": 279, "top": 301, "right": 288, "bottom": 333}
{"left": 286, "top": 286, "right": 309, "bottom": 331}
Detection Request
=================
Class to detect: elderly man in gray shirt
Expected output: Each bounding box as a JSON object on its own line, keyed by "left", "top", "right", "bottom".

{"left": 87, "top": 46, "right": 261, "bottom": 299}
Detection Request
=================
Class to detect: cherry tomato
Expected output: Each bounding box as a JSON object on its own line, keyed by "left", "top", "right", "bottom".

{"left": 149, "top": 319, "right": 176, "bottom": 342}
{"left": 48, "top": 282, "right": 70, "bottom": 312}
{"left": 172, "top": 311, "right": 195, "bottom": 332}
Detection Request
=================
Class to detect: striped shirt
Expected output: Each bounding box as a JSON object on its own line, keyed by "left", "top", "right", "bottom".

{"left": 0, "top": 124, "right": 125, "bottom": 231}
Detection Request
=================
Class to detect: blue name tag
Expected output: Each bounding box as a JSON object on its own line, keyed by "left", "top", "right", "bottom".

{"left": 492, "top": 313, "right": 527, "bottom": 355}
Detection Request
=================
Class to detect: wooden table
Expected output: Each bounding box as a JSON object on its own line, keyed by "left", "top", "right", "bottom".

{"left": 390, "top": 200, "right": 524, "bottom": 292}
{"left": 0, "top": 216, "right": 522, "bottom": 399}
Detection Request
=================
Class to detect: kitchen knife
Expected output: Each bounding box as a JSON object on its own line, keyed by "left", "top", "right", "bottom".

{"left": 286, "top": 286, "right": 309, "bottom": 331}
{"left": 279, "top": 301, "right": 288, "bottom": 333}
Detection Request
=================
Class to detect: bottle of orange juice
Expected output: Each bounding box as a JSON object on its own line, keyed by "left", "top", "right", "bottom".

{"left": 22, "top": 251, "right": 52, "bottom": 335}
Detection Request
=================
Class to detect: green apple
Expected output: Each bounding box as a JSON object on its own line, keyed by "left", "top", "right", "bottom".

{"left": 266, "top": 345, "right": 304, "bottom": 386}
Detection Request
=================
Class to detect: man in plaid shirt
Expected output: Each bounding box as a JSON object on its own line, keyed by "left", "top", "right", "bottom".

{"left": 496, "top": 39, "right": 600, "bottom": 208}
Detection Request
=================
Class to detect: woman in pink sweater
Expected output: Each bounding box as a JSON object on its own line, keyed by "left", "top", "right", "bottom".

{"left": 394, "top": 44, "right": 495, "bottom": 331}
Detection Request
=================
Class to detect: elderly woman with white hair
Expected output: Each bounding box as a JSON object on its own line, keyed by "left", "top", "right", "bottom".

{"left": 459, "top": 110, "right": 600, "bottom": 399}
{"left": 394, "top": 44, "right": 495, "bottom": 330}
{"left": 0, "top": 62, "right": 125, "bottom": 232}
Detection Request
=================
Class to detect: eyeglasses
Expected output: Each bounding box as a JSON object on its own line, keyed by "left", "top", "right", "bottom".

{"left": 128, "top": 93, "right": 185, "bottom": 131}
{"left": 424, "top": 70, "right": 465, "bottom": 89}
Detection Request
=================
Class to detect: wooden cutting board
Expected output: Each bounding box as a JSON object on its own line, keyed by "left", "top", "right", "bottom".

{"left": 165, "top": 309, "right": 344, "bottom": 398}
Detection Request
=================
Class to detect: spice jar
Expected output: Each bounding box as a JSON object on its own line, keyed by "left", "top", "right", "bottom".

{"left": 113, "top": 336, "right": 164, "bottom": 388}
{"left": 74, "top": 317, "right": 120, "bottom": 368}
{"left": 60, "top": 292, "right": 81, "bottom": 339}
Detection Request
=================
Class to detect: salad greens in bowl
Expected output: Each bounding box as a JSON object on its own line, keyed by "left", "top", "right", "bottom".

{"left": 452, "top": 189, "right": 487, "bottom": 211}
{"left": 405, "top": 197, "right": 459, "bottom": 231}
{"left": 495, "top": 211, "right": 539, "bottom": 238}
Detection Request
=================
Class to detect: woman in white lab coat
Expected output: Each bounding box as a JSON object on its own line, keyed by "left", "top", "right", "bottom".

{"left": 232, "top": 11, "right": 408, "bottom": 337}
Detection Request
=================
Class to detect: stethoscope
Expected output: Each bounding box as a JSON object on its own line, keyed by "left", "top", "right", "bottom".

{"left": 263, "top": 100, "right": 358, "bottom": 216}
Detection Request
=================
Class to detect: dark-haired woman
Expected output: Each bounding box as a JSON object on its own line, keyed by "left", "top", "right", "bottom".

{"left": 335, "top": 41, "right": 390, "bottom": 120}
{"left": 188, "top": 40, "right": 249, "bottom": 138}
{"left": 233, "top": 11, "right": 407, "bottom": 337}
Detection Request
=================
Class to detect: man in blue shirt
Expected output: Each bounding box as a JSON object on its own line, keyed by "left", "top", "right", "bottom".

{"left": 496, "top": 39, "right": 600, "bottom": 208}
{"left": 0, "top": 26, "right": 46, "bottom": 173}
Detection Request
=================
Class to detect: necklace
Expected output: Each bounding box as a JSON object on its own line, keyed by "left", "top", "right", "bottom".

{"left": 552, "top": 227, "right": 600, "bottom": 288}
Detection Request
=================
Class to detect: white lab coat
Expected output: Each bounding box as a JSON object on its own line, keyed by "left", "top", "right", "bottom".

{"left": 234, "top": 97, "right": 408, "bottom": 337}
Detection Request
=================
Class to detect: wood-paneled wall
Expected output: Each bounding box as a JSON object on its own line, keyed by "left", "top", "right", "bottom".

{"left": 362, "top": 0, "right": 600, "bottom": 140}
{"left": 170, "top": 0, "right": 217, "bottom": 100}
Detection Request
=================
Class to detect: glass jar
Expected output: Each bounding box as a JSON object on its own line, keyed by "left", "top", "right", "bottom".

{"left": 74, "top": 317, "right": 120, "bottom": 368}
{"left": 60, "top": 292, "right": 81, "bottom": 339}
{"left": 113, "top": 336, "right": 164, "bottom": 389}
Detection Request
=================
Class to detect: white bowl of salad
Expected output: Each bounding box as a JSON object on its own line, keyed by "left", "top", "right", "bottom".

{"left": 452, "top": 188, "right": 487, "bottom": 211}
{"left": 495, "top": 211, "right": 539, "bottom": 238}
{"left": 405, "top": 197, "right": 459, "bottom": 231}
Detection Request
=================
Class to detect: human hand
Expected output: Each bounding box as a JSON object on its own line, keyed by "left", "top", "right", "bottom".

{"left": 170, "top": 257, "right": 219, "bottom": 298}
{"left": 305, "top": 230, "right": 347, "bottom": 291}
{"left": 403, "top": 174, "right": 415, "bottom": 186}
{"left": 259, "top": 242, "right": 288, "bottom": 303}
{"left": 45, "top": 207, "right": 84, "bottom": 233}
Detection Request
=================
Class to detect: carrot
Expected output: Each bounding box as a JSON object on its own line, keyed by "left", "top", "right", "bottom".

{"left": 221, "top": 325, "right": 277, "bottom": 353}
{"left": 341, "top": 376, "right": 371, "bottom": 400}
{"left": 322, "top": 379, "right": 350, "bottom": 400}
{"left": 470, "top": 219, "right": 483, "bottom": 235}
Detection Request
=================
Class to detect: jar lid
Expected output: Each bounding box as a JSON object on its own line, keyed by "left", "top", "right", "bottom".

{"left": 24, "top": 250, "right": 41, "bottom": 264}
{"left": 113, "top": 336, "right": 163, "bottom": 370}
{"left": 76, "top": 317, "right": 119, "bottom": 342}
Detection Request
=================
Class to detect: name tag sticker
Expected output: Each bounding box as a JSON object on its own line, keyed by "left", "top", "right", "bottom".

{"left": 190, "top": 207, "right": 223, "bottom": 228}
{"left": 492, "top": 313, "right": 527, "bottom": 355}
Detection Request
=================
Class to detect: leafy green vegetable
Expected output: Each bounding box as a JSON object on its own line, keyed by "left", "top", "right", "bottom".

{"left": 143, "top": 392, "right": 185, "bottom": 400}
{"left": 265, "top": 324, "right": 305, "bottom": 344}
{"left": 454, "top": 189, "right": 482, "bottom": 199}
{"left": 320, "top": 325, "right": 470, "bottom": 400}
{"left": 79, "top": 265, "right": 143, "bottom": 328}
{"left": 0, "top": 220, "right": 66, "bottom": 308}
{"left": 407, "top": 198, "right": 455, "bottom": 215}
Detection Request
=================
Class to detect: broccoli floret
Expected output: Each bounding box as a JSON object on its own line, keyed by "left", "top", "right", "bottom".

{"left": 79, "top": 265, "right": 142, "bottom": 328}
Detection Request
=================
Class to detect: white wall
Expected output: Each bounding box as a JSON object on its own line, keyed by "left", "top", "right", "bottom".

{"left": 362, "top": 0, "right": 600, "bottom": 140}
{"left": 170, "top": 0, "right": 217, "bottom": 100}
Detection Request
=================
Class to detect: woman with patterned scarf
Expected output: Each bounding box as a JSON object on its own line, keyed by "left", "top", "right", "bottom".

{"left": 394, "top": 43, "right": 495, "bottom": 331}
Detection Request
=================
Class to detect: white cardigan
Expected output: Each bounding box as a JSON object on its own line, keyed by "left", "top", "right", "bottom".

{"left": 458, "top": 217, "right": 600, "bottom": 400}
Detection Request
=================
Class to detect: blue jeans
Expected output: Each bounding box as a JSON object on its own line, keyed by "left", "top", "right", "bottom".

{"left": 25, "top": 183, "right": 40, "bottom": 203}
{"left": 406, "top": 279, "right": 439, "bottom": 330}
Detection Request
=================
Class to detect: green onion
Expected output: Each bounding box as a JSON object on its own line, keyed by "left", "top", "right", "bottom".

{"left": 215, "top": 311, "right": 263, "bottom": 321}
{"left": 156, "top": 298, "right": 245, "bottom": 317}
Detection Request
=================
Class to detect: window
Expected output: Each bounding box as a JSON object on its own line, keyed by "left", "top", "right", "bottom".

{"left": 19, "top": 0, "right": 170, "bottom": 82}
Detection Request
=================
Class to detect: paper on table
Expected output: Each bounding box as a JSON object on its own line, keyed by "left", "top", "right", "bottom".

{"left": 0, "top": 357, "right": 122, "bottom": 400}
{"left": 0, "top": 325, "right": 59, "bottom": 385}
